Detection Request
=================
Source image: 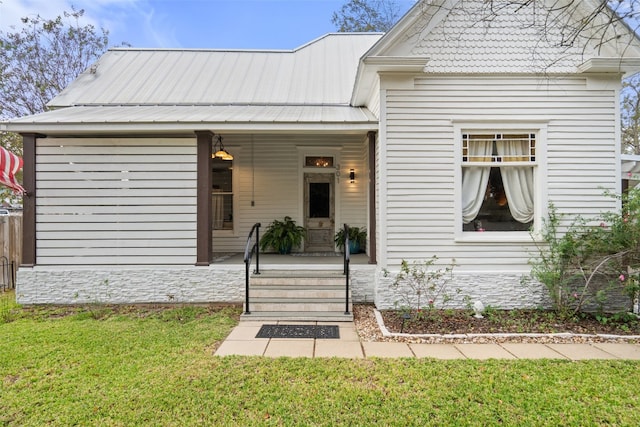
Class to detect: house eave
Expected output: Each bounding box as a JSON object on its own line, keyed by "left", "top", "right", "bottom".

{"left": 1, "top": 121, "right": 379, "bottom": 136}
{"left": 578, "top": 58, "right": 640, "bottom": 76}
{"left": 351, "top": 56, "right": 429, "bottom": 106}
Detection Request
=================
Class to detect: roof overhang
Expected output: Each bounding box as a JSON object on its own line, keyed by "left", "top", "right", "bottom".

{"left": 1, "top": 105, "right": 379, "bottom": 136}
{"left": 622, "top": 154, "right": 640, "bottom": 180}
{"left": 578, "top": 58, "right": 640, "bottom": 76}
{"left": 351, "top": 56, "right": 429, "bottom": 106}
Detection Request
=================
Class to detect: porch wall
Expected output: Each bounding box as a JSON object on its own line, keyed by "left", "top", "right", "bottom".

{"left": 36, "top": 137, "right": 197, "bottom": 266}
{"left": 32, "top": 134, "right": 371, "bottom": 267}
{"left": 15, "top": 264, "right": 377, "bottom": 305}
{"left": 215, "top": 134, "right": 370, "bottom": 253}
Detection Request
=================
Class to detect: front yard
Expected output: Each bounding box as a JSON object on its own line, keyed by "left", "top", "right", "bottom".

{"left": 2, "top": 297, "right": 640, "bottom": 426}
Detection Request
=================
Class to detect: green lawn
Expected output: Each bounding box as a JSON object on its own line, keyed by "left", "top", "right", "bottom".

{"left": 1, "top": 298, "right": 640, "bottom": 426}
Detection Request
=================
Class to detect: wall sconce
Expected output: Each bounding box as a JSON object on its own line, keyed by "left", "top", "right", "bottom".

{"left": 349, "top": 169, "right": 355, "bottom": 183}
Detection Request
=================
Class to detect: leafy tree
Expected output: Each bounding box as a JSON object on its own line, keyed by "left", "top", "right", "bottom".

{"left": 622, "top": 74, "right": 640, "bottom": 155}
{"left": 0, "top": 8, "right": 109, "bottom": 121}
{"left": 332, "top": 0, "right": 402, "bottom": 32}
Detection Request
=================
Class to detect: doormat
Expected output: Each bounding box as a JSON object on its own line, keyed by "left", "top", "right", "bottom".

{"left": 256, "top": 324, "right": 340, "bottom": 339}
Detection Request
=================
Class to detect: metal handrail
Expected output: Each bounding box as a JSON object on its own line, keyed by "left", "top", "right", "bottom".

{"left": 243, "top": 223, "right": 261, "bottom": 315}
{"left": 342, "top": 224, "right": 351, "bottom": 315}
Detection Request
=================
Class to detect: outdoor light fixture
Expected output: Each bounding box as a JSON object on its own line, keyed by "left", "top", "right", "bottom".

{"left": 349, "top": 169, "right": 355, "bottom": 183}
{"left": 212, "top": 135, "right": 233, "bottom": 161}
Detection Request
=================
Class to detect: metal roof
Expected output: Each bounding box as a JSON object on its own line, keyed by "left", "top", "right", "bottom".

{"left": 50, "top": 33, "right": 382, "bottom": 108}
{"left": 6, "top": 105, "right": 378, "bottom": 134}
{"left": 3, "top": 33, "right": 382, "bottom": 133}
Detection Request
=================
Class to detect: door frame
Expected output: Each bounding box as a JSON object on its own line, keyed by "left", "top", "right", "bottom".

{"left": 297, "top": 148, "right": 342, "bottom": 250}
{"left": 303, "top": 172, "right": 336, "bottom": 252}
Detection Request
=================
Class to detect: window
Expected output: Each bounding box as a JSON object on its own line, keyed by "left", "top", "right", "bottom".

{"left": 461, "top": 133, "right": 535, "bottom": 232}
{"left": 212, "top": 157, "right": 233, "bottom": 230}
{"left": 305, "top": 156, "right": 334, "bottom": 168}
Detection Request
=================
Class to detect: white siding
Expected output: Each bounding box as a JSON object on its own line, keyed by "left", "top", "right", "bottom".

{"left": 36, "top": 138, "right": 197, "bottom": 265}
{"left": 381, "top": 75, "right": 619, "bottom": 272}
{"left": 212, "top": 134, "right": 369, "bottom": 253}
{"left": 36, "top": 134, "right": 370, "bottom": 262}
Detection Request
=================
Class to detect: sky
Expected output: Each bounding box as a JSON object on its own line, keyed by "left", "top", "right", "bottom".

{"left": 0, "top": 0, "right": 416, "bottom": 50}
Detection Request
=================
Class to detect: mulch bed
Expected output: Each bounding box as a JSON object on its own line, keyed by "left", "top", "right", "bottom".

{"left": 379, "top": 309, "right": 640, "bottom": 336}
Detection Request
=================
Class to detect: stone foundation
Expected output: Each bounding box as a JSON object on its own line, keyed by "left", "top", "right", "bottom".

{"left": 16, "top": 264, "right": 377, "bottom": 305}
{"left": 374, "top": 268, "right": 552, "bottom": 310}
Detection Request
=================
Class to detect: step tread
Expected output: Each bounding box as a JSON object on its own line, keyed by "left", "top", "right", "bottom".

{"left": 241, "top": 311, "right": 354, "bottom": 322}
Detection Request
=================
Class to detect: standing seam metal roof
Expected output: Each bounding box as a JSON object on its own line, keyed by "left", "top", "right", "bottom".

{"left": 49, "top": 33, "right": 383, "bottom": 108}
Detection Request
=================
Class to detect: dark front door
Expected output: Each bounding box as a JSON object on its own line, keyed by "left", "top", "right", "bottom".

{"left": 304, "top": 173, "right": 335, "bottom": 252}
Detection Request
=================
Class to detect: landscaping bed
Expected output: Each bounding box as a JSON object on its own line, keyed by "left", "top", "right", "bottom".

{"left": 353, "top": 304, "right": 640, "bottom": 343}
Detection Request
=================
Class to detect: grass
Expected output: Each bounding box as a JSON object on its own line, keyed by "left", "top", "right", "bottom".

{"left": 2, "top": 300, "right": 640, "bottom": 426}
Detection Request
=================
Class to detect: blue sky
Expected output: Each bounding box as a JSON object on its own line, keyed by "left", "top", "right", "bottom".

{"left": 0, "top": 0, "right": 416, "bottom": 50}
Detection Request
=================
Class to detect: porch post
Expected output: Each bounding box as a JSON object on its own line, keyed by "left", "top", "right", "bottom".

{"left": 195, "top": 131, "right": 213, "bottom": 266}
{"left": 368, "top": 131, "right": 377, "bottom": 265}
{"left": 20, "top": 133, "right": 42, "bottom": 267}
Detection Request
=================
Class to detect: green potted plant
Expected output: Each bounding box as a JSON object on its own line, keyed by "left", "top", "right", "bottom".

{"left": 334, "top": 226, "right": 366, "bottom": 254}
{"left": 260, "top": 216, "right": 306, "bottom": 254}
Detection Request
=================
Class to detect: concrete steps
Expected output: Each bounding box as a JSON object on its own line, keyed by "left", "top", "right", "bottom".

{"left": 240, "top": 270, "right": 353, "bottom": 322}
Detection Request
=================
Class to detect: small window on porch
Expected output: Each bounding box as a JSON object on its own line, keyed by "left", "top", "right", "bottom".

{"left": 212, "top": 157, "right": 233, "bottom": 230}
{"left": 305, "top": 156, "right": 334, "bottom": 168}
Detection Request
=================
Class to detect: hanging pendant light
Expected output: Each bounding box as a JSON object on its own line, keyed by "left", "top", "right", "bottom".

{"left": 212, "top": 135, "right": 233, "bottom": 161}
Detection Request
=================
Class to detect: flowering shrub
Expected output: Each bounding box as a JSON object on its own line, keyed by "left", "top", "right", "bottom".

{"left": 529, "top": 188, "right": 640, "bottom": 317}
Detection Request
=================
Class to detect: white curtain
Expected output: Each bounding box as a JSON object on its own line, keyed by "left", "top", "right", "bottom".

{"left": 461, "top": 140, "right": 492, "bottom": 223}
{"left": 496, "top": 139, "right": 534, "bottom": 223}
{"left": 212, "top": 191, "right": 224, "bottom": 229}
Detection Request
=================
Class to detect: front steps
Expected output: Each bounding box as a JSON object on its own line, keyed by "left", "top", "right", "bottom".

{"left": 240, "top": 270, "right": 353, "bottom": 322}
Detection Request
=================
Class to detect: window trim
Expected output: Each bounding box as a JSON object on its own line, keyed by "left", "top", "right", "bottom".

{"left": 453, "top": 122, "right": 547, "bottom": 243}
{"left": 212, "top": 146, "right": 240, "bottom": 236}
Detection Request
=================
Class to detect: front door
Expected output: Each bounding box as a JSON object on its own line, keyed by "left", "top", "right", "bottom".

{"left": 304, "top": 173, "right": 335, "bottom": 252}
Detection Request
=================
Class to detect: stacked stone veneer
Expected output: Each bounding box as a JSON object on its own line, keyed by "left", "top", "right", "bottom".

{"left": 16, "top": 265, "right": 378, "bottom": 305}
{"left": 374, "top": 269, "right": 553, "bottom": 310}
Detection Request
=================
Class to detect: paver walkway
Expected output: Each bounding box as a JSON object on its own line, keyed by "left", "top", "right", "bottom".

{"left": 214, "top": 321, "right": 640, "bottom": 360}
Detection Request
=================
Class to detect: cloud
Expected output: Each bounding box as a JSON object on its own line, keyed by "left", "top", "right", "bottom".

{"left": 0, "top": 0, "right": 178, "bottom": 48}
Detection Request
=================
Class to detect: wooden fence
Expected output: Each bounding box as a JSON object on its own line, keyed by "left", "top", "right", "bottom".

{"left": 0, "top": 214, "right": 21, "bottom": 291}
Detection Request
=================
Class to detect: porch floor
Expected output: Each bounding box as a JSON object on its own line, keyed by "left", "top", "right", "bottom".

{"left": 212, "top": 252, "right": 371, "bottom": 266}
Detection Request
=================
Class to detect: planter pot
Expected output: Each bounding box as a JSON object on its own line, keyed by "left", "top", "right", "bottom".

{"left": 278, "top": 244, "right": 293, "bottom": 255}
{"left": 348, "top": 241, "right": 360, "bottom": 254}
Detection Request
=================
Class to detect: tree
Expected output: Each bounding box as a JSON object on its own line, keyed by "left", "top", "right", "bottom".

{"left": 0, "top": 8, "right": 109, "bottom": 121}
{"left": 332, "top": 0, "right": 402, "bottom": 32}
{"left": 622, "top": 74, "right": 640, "bottom": 155}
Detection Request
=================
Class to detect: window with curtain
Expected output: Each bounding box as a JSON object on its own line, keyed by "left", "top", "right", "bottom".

{"left": 212, "top": 157, "right": 233, "bottom": 231}
{"left": 461, "top": 133, "right": 535, "bottom": 232}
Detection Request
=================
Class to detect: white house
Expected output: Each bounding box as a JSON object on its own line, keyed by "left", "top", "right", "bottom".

{"left": 4, "top": 0, "right": 640, "bottom": 313}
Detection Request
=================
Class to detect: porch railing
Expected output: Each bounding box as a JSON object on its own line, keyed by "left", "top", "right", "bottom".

{"left": 243, "top": 222, "right": 261, "bottom": 315}
{"left": 342, "top": 224, "right": 351, "bottom": 315}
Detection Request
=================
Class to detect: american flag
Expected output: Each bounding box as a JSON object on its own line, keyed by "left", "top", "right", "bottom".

{"left": 0, "top": 146, "right": 25, "bottom": 194}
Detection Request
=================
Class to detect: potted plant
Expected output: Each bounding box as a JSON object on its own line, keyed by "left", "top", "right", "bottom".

{"left": 259, "top": 216, "right": 306, "bottom": 254}
{"left": 334, "top": 226, "right": 366, "bottom": 254}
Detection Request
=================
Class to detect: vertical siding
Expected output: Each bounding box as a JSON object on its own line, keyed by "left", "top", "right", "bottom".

{"left": 36, "top": 138, "right": 197, "bottom": 265}
{"left": 382, "top": 75, "right": 619, "bottom": 271}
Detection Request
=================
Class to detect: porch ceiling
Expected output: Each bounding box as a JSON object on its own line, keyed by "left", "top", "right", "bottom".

{"left": 3, "top": 104, "right": 379, "bottom": 135}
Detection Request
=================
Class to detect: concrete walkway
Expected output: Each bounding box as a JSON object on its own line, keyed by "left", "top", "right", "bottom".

{"left": 214, "top": 320, "right": 640, "bottom": 360}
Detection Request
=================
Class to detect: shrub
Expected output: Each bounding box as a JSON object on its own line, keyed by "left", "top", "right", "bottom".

{"left": 387, "top": 256, "right": 460, "bottom": 319}
{"left": 529, "top": 189, "right": 640, "bottom": 317}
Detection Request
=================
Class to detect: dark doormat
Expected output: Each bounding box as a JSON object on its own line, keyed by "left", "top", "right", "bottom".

{"left": 256, "top": 324, "right": 340, "bottom": 339}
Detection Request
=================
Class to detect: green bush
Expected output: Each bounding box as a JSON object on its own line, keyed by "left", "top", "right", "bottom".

{"left": 529, "top": 189, "right": 640, "bottom": 317}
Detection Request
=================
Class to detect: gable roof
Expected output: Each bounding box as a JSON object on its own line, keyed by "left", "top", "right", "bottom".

{"left": 5, "top": 33, "right": 382, "bottom": 134}
{"left": 352, "top": 0, "right": 640, "bottom": 104}
{"left": 50, "top": 33, "right": 382, "bottom": 108}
